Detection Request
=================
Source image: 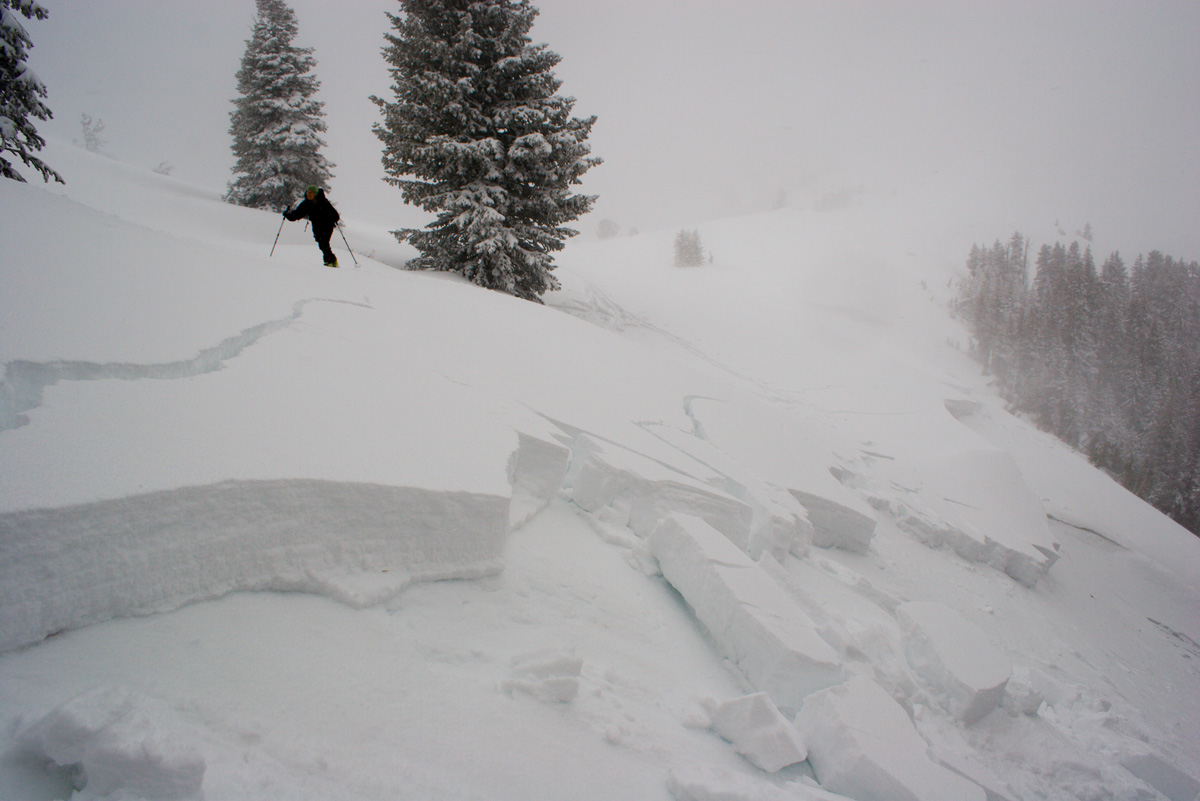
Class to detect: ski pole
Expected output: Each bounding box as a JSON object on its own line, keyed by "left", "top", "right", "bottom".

{"left": 337, "top": 223, "right": 360, "bottom": 267}
{"left": 269, "top": 215, "right": 286, "bottom": 257}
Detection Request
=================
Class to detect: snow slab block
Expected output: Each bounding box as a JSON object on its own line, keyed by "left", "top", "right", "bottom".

{"left": 19, "top": 686, "right": 205, "bottom": 800}
{"left": 878, "top": 447, "right": 1060, "bottom": 586}
{"left": 568, "top": 433, "right": 755, "bottom": 549}
{"left": 684, "top": 397, "right": 876, "bottom": 553}
{"left": 507, "top": 427, "right": 572, "bottom": 529}
{"left": 797, "top": 675, "right": 986, "bottom": 801}
{"left": 1000, "top": 666, "right": 1044, "bottom": 716}
{"left": 641, "top": 422, "right": 815, "bottom": 562}
{"left": 502, "top": 647, "right": 584, "bottom": 704}
{"left": 650, "top": 514, "right": 842, "bottom": 713}
{"left": 0, "top": 480, "right": 508, "bottom": 653}
{"left": 708, "top": 692, "right": 806, "bottom": 772}
{"left": 788, "top": 487, "right": 877, "bottom": 554}
{"left": 896, "top": 601, "right": 1012, "bottom": 724}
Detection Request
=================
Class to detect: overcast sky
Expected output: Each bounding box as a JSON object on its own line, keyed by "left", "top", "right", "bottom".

{"left": 24, "top": 0, "right": 1200, "bottom": 257}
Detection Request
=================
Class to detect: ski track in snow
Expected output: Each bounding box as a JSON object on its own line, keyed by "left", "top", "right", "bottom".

{"left": 550, "top": 279, "right": 794, "bottom": 402}
{"left": 0, "top": 297, "right": 372, "bottom": 432}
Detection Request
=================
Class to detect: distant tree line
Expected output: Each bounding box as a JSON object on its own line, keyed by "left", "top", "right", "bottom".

{"left": 956, "top": 233, "right": 1200, "bottom": 536}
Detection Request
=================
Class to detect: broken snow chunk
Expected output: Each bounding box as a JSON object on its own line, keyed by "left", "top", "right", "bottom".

{"left": 748, "top": 507, "right": 808, "bottom": 563}
{"left": 680, "top": 698, "right": 714, "bottom": 729}
{"left": 502, "top": 648, "right": 583, "bottom": 703}
{"left": 943, "top": 398, "right": 982, "bottom": 419}
{"left": 707, "top": 692, "right": 806, "bottom": 772}
{"left": 896, "top": 601, "right": 1012, "bottom": 724}
{"left": 897, "top": 448, "right": 1058, "bottom": 585}
{"left": 650, "top": 514, "right": 841, "bottom": 713}
{"left": 507, "top": 429, "right": 572, "bottom": 529}
{"left": 797, "top": 676, "right": 986, "bottom": 801}
{"left": 683, "top": 396, "right": 877, "bottom": 554}
{"left": 788, "top": 488, "right": 876, "bottom": 554}
{"left": 19, "top": 686, "right": 206, "bottom": 800}
{"left": 1000, "top": 666, "right": 1044, "bottom": 716}
{"left": 566, "top": 434, "right": 754, "bottom": 548}
{"left": 641, "top": 421, "right": 814, "bottom": 561}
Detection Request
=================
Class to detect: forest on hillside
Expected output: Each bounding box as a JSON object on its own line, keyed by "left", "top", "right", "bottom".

{"left": 956, "top": 234, "right": 1200, "bottom": 536}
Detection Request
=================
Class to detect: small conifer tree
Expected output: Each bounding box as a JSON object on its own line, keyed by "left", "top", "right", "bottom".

{"left": 78, "top": 113, "right": 105, "bottom": 153}
{"left": 225, "top": 0, "right": 333, "bottom": 210}
{"left": 0, "top": 0, "right": 62, "bottom": 183}
{"left": 674, "top": 229, "right": 704, "bottom": 266}
{"left": 372, "top": 0, "right": 600, "bottom": 302}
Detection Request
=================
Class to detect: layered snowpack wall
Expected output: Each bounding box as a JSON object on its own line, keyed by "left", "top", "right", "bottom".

{"left": 0, "top": 480, "right": 508, "bottom": 652}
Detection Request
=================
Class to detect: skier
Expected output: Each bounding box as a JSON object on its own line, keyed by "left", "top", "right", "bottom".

{"left": 283, "top": 186, "right": 341, "bottom": 267}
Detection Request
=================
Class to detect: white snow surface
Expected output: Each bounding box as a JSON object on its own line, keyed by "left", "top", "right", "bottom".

{"left": 1, "top": 142, "right": 1199, "bottom": 801}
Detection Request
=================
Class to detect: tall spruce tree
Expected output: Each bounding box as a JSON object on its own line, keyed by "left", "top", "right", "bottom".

{"left": 1, "top": 0, "right": 62, "bottom": 183}
{"left": 225, "top": 0, "right": 333, "bottom": 210}
{"left": 372, "top": 0, "right": 600, "bottom": 302}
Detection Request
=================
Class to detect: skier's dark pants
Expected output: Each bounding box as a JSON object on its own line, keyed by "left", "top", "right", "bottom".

{"left": 313, "top": 224, "right": 335, "bottom": 265}
{"left": 285, "top": 189, "right": 339, "bottom": 265}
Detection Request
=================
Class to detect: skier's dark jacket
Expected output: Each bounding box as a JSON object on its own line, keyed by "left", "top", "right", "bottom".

{"left": 285, "top": 189, "right": 340, "bottom": 231}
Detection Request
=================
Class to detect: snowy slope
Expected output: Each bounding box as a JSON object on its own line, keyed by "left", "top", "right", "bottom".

{"left": 1, "top": 144, "right": 1199, "bottom": 801}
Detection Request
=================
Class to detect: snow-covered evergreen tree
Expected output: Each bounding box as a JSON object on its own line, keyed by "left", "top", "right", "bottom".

{"left": 0, "top": 0, "right": 62, "bottom": 183}
{"left": 597, "top": 218, "right": 620, "bottom": 240}
{"left": 225, "top": 0, "right": 333, "bottom": 210}
{"left": 78, "top": 112, "right": 105, "bottom": 153}
{"left": 371, "top": 0, "right": 600, "bottom": 302}
{"left": 674, "top": 229, "right": 704, "bottom": 266}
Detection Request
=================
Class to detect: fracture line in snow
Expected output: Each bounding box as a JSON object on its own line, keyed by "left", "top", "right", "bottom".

{"left": 681, "top": 394, "right": 726, "bottom": 441}
{"left": 551, "top": 279, "right": 792, "bottom": 401}
{"left": 0, "top": 298, "right": 372, "bottom": 432}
